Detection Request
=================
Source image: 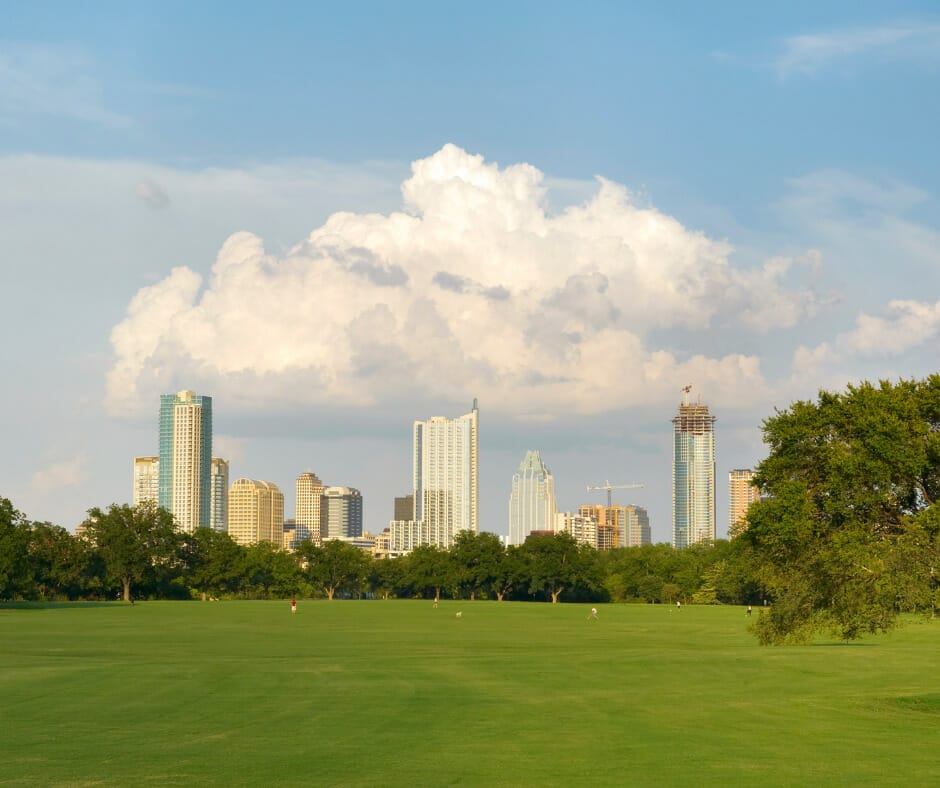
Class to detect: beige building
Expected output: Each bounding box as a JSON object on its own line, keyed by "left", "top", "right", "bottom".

{"left": 133, "top": 456, "right": 160, "bottom": 506}
{"left": 296, "top": 471, "right": 326, "bottom": 545}
{"left": 574, "top": 504, "right": 651, "bottom": 549}
{"left": 729, "top": 469, "right": 760, "bottom": 536}
{"left": 228, "top": 478, "right": 284, "bottom": 546}
{"left": 555, "top": 511, "right": 598, "bottom": 548}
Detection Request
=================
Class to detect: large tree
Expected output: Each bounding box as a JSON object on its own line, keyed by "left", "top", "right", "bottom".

{"left": 519, "top": 532, "right": 586, "bottom": 604}
{"left": 742, "top": 376, "right": 940, "bottom": 643}
{"left": 84, "top": 501, "right": 179, "bottom": 602}
{"left": 0, "top": 497, "right": 31, "bottom": 599}
{"left": 181, "top": 528, "right": 243, "bottom": 600}
{"left": 300, "top": 539, "right": 370, "bottom": 600}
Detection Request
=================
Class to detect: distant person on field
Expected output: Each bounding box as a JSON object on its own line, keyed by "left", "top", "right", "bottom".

{"left": 588, "top": 607, "right": 598, "bottom": 620}
{"left": 291, "top": 598, "right": 297, "bottom": 615}
{"left": 676, "top": 600, "right": 681, "bottom": 611}
{"left": 747, "top": 605, "right": 752, "bottom": 617}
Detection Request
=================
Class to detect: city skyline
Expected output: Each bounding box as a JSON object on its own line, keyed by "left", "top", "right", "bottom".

{"left": 3, "top": 5, "right": 939, "bottom": 544}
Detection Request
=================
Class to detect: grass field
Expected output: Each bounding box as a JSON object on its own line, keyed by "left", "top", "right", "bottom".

{"left": 2, "top": 600, "right": 938, "bottom": 786}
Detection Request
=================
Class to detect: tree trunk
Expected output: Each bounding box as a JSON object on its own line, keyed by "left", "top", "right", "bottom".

{"left": 122, "top": 577, "right": 131, "bottom": 603}
{"left": 470, "top": 591, "right": 475, "bottom": 601}
{"left": 496, "top": 592, "right": 504, "bottom": 602}
{"left": 551, "top": 588, "right": 563, "bottom": 604}
{"left": 434, "top": 587, "right": 441, "bottom": 602}
{"left": 327, "top": 586, "right": 335, "bottom": 600}
{"left": 201, "top": 590, "right": 207, "bottom": 601}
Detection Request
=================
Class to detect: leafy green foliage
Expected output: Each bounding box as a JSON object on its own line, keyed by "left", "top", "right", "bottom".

{"left": 84, "top": 501, "right": 179, "bottom": 602}
{"left": 742, "top": 376, "right": 940, "bottom": 643}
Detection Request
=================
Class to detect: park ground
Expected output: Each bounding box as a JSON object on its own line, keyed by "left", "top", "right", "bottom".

{"left": 1, "top": 600, "right": 938, "bottom": 786}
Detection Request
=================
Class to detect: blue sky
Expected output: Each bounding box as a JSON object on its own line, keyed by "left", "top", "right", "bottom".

{"left": 2, "top": 2, "right": 939, "bottom": 541}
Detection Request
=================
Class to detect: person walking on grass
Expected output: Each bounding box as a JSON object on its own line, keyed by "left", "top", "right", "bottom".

{"left": 291, "top": 598, "right": 297, "bottom": 615}
{"left": 587, "top": 607, "right": 598, "bottom": 620}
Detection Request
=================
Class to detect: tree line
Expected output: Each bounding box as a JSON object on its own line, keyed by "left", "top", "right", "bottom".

{"left": 0, "top": 498, "right": 759, "bottom": 606}
{"left": 4, "top": 375, "right": 940, "bottom": 644}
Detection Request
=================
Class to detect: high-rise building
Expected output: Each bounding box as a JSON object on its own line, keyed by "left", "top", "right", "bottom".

{"left": 393, "top": 494, "right": 414, "bottom": 522}
{"left": 320, "top": 486, "right": 363, "bottom": 541}
{"left": 508, "top": 450, "right": 556, "bottom": 546}
{"left": 296, "top": 472, "right": 326, "bottom": 545}
{"left": 158, "top": 390, "right": 213, "bottom": 532}
{"left": 573, "top": 504, "right": 651, "bottom": 549}
{"left": 133, "top": 456, "right": 159, "bottom": 506}
{"left": 555, "top": 511, "right": 598, "bottom": 548}
{"left": 616, "top": 505, "right": 651, "bottom": 547}
{"left": 228, "top": 478, "right": 284, "bottom": 546}
{"left": 209, "top": 458, "right": 229, "bottom": 532}
{"left": 672, "top": 389, "right": 716, "bottom": 548}
{"left": 729, "top": 469, "right": 760, "bottom": 536}
{"left": 410, "top": 399, "right": 479, "bottom": 549}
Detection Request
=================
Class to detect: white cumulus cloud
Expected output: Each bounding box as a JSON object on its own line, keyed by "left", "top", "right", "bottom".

{"left": 106, "top": 145, "right": 821, "bottom": 418}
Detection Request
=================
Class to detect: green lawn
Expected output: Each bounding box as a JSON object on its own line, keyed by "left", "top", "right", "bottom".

{"left": 1, "top": 601, "right": 937, "bottom": 786}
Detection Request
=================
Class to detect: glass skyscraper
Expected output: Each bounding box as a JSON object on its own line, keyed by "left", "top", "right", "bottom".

{"left": 672, "top": 392, "right": 716, "bottom": 549}
{"left": 508, "top": 450, "right": 556, "bottom": 545}
{"left": 158, "top": 390, "right": 213, "bottom": 532}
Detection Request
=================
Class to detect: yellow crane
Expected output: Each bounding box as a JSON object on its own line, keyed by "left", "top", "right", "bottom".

{"left": 585, "top": 480, "right": 644, "bottom": 508}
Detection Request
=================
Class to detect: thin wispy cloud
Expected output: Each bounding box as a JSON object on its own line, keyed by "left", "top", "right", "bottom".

{"left": 776, "top": 20, "right": 940, "bottom": 78}
{"left": 0, "top": 42, "right": 129, "bottom": 127}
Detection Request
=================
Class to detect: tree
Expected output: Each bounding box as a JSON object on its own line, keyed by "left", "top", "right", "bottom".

{"left": 402, "top": 544, "right": 452, "bottom": 601}
{"left": 519, "top": 532, "right": 584, "bottom": 604}
{"left": 181, "top": 528, "right": 243, "bottom": 600}
{"left": 450, "top": 531, "right": 505, "bottom": 600}
{"left": 27, "top": 522, "right": 91, "bottom": 600}
{"left": 85, "top": 501, "right": 179, "bottom": 602}
{"left": 301, "top": 540, "right": 370, "bottom": 600}
{"left": 0, "top": 498, "right": 31, "bottom": 599}
{"left": 742, "top": 377, "right": 940, "bottom": 643}
{"left": 367, "top": 557, "right": 402, "bottom": 600}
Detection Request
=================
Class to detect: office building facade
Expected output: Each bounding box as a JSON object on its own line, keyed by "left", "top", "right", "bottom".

{"left": 228, "top": 478, "right": 284, "bottom": 546}
{"left": 320, "top": 486, "right": 363, "bottom": 541}
{"left": 133, "top": 456, "right": 160, "bottom": 507}
{"left": 158, "top": 390, "right": 213, "bottom": 532}
{"left": 209, "top": 457, "right": 229, "bottom": 532}
{"left": 508, "top": 450, "right": 556, "bottom": 546}
{"left": 672, "top": 391, "right": 716, "bottom": 548}
{"left": 296, "top": 471, "right": 326, "bottom": 545}
{"left": 729, "top": 469, "right": 760, "bottom": 536}
{"left": 410, "top": 399, "right": 479, "bottom": 549}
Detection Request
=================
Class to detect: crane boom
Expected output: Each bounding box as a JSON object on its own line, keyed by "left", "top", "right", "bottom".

{"left": 585, "top": 480, "right": 644, "bottom": 508}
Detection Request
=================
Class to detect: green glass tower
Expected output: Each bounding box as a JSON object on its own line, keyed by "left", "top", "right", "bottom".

{"left": 158, "top": 390, "right": 213, "bottom": 532}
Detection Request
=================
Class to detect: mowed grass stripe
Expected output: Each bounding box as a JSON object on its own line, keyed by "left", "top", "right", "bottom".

{"left": 1, "top": 601, "right": 937, "bottom": 786}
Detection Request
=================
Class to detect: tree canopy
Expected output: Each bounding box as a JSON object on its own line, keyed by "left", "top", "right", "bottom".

{"left": 741, "top": 376, "right": 940, "bottom": 643}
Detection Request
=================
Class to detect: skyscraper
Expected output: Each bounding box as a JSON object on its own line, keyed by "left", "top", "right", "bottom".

{"left": 296, "top": 471, "right": 326, "bottom": 545}
{"left": 672, "top": 389, "right": 716, "bottom": 549}
{"left": 210, "top": 457, "right": 229, "bottom": 532}
{"left": 133, "top": 456, "right": 159, "bottom": 506}
{"left": 158, "top": 390, "right": 213, "bottom": 532}
{"left": 320, "top": 486, "right": 363, "bottom": 541}
{"left": 410, "top": 399, "right": 479, "bottom": 549}
{"left": 393, "top": 494, "right": 414, "bottom": 522}
{"left": 728, "top": 468, "right": 760, "bottom": 536}
{"left": 228, "top": 478, "right": 284, "bottom": 546}
{"left": 508, "top": 450, "right": 556, "bottom": 546}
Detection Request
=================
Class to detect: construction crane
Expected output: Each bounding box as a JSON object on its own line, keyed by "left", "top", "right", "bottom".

{"left": 585, "top": 480, "right": 644, "bottom": 508}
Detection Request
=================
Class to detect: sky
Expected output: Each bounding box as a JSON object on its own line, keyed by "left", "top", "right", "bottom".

{"left": 2, "top": 2, "right": 939, "bottom": 543}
